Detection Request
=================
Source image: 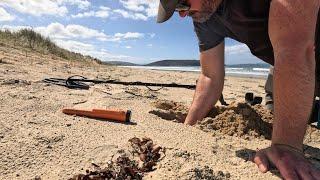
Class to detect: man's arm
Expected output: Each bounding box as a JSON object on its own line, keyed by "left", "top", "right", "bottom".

{"left": 269, "top": 0, "right": 319, "bottom": 150}
{"left": 254, "top": 0, "right": 320, "bottom": 179}
{"left": 184, "top": 41, "right": 225, "bottom": 125}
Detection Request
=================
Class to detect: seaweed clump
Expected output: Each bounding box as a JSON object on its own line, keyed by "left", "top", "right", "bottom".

{"left": 70, "top": 137, "right": 164, "bottom": 180}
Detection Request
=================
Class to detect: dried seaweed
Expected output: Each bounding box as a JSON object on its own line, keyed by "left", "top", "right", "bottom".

{"left": 128, "top": 137, "right": 165, "bottom": 172}
{"left": 70, "top": 137, "right": 164, "bottom": 180}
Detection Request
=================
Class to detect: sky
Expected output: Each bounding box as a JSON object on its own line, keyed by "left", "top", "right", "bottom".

{"left": 0, "top": 0, "right": 262, "bottom": 65}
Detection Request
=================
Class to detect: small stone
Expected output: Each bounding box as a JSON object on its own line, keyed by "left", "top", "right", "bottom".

{"left": 225, "top": 172, "right": 231, "bottom": 178}
{"left": 34, "top": 175, "right": 41, "bottom": 180}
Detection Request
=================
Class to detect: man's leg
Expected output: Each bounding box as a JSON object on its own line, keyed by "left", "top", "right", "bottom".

{"left": 308, "top": 12, "right": 320, "bottom": 124}
{"left": 265, "top": 66, "right": 274, "bottom": 112}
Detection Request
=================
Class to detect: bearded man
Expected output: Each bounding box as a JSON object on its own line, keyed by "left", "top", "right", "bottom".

{"left": 157, "top": 0, "right": 320, "bottom": 179}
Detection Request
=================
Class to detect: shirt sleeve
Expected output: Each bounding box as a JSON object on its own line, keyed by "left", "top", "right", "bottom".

{"left": 193, "top": 16, "right": 225, "bottom": 52}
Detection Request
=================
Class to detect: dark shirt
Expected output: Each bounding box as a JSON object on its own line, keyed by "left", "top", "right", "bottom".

{"left": 193, "top": 0, "right": 320, "bottom": 66}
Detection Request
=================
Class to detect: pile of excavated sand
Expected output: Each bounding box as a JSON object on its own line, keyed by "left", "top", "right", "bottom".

{"left": 150, "top": 100, "right": 274, "bottom": 139}
{"left": 197, "top": 102, "right": 273, "bottom": 140}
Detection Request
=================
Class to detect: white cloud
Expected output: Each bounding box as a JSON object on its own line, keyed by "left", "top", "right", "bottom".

{"left": 114, "top": 32, "right": 144, "bottom": 39}
{"left": 125, "top": 46, "right": 132, "bottom": 49}
{"left": 225, "top": 44, "right": 250, "bottom": 55}
{"left": 71, "top": 6, "right": 111, "bottom": 18}
{"left": 53, "top": 39, "right": 141, "bottom": 62}
{"left": 148, "top": 33, "right": 155, "bottom": 38}
{"left": 119, "top": 0, "right": 158, "bottom": 17}
{"left": 71, "top": 1, "right": 158, "bottom": 21}
{"left": 71, "top": 11, "right": 95, "bottom": 18}
{"left": 1, "top": 23, "right": 145, "bottom": 43}
{"left": 59, "top": 0, "right": 90, "bottom": 10}
{"left": 95, "top": 9, "right": 111, "bottom": 18}
{"left": 224, "top": 41, "right": 261, "bottom": 64}
{"left": 0, "top": 7, "right": 14, "bottom": 21}
{"left": 113, "top": 9, "right": 148, "bottom": 21}
{"left": 0, "top": 0, "right": 90, "bottom": 17}
{"left": 54, "top": 39, "right": 95, "bottom": 52}
{"left": 33, "top": 23, "right": 108, "bottom": 41}
{"left": 0, "top": 0, "right": 68, "bottom": 16}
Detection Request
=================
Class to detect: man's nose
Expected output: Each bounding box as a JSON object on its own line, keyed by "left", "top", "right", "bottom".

{"left": 179, "top": 11, "right": 188, "bottom": 17}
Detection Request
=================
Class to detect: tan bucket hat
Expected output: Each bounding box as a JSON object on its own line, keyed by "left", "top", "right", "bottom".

{"left": 157, "top": 0, "right": 179, "bottom": 23}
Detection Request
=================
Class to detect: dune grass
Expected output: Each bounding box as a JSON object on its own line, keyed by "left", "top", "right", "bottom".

{"left": 0, "top": 28, "right": 102, "bottom": 64}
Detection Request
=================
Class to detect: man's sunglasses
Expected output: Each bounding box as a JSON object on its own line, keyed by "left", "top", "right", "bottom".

{"left": 175, "top": 0, "right": 191, "bottom": 12}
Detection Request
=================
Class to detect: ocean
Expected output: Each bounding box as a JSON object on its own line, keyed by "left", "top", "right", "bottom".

{"left": 123, "top": 66, "right": 270, "bottom": 78}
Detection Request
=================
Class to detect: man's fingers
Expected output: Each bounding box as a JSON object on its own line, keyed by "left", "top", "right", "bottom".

{"left": 280, "top": 169, "right": 300, "bottom": 180}
{"left": 310, "top": 167, "right": 320, "bottom": 179}
{"left": 265, "top": 148, "right": 300, "bottom": 180}
{"left": 274, "top": 158, "right": 300, "bottom": 180}
{"left": 297, "top": 167, "right": 314, "bottom": 180}
{"left": 253, "top": 150, "right": 269, "bottom": 173}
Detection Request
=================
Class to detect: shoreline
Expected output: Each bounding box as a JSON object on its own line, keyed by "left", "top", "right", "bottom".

{"left": 119, "top": 66, "right": 268, "bottom": 80}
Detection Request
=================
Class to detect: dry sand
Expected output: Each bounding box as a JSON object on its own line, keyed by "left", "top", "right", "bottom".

{"left": 1, "top": 45, "right": 320, "bottom": 180}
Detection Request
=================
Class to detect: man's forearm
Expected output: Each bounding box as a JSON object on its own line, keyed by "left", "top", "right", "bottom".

{"left": 272, "top": 46, "right": 315, "bottom": 150}
{"left": 184, "top": 73, "right": 224, "bottom": 125}
{"left": 268, "top": 0, "right": 319, "bottom": 150}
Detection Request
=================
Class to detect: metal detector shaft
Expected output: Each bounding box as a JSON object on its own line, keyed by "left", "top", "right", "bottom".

{"left": 44, "top": 77, "right": 196, "bottom": 89}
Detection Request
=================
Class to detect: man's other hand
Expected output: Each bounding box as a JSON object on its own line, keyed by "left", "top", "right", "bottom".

{"left": 253, "top": 145, "right": 320, "bottom": 180}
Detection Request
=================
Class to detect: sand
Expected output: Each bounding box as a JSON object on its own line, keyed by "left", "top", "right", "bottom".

{"left": 1, "top": 45, "right": 320, "bottom": 180}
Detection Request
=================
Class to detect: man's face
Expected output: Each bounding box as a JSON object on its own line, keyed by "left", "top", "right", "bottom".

{"left": 180, "top": 0, "right": 222, "bottom": 23}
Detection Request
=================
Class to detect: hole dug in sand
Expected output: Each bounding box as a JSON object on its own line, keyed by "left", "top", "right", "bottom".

{"left": 149, "top": 99, "right": 189, "bottom": 122}
{"left": 150, "top": 100, "right": 273, "bottom": 140}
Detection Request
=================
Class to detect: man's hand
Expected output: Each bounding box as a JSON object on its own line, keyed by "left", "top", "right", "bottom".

{"left": 254, "top": 145, "right": 320, "bottom": 180}
{"left": 184, "top": 41, "right": 225, "bottom": 125}
{"left": 266, "top": 0, "right": 319, "bottom": 178}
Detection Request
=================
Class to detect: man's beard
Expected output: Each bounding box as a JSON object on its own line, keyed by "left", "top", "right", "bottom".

{"left": 191, "top": 0, "right": 223, "bottom": 23}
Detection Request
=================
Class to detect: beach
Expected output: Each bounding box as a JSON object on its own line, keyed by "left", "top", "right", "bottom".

{"left": 1, "top": 45, "right": 320, "bottom": 180}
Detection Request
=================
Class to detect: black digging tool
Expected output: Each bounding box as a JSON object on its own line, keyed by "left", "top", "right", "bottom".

{"left": 245, "top": 92, "right": 262, "bottom": 106}
{"left": 219, "top": 94, "right": 229, "bottom": 106}
{"left": 43, "top": 75, "right": 229, "bottom": 105}
{"left": 43, "top": 75, "right": 196, "bottom": 91}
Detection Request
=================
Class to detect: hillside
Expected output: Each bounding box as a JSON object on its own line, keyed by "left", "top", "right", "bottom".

{"left": 146, "top": 60, "right": 200, "bottom": 66}
{"left": 226, "top": 63, "right": 270, "bottom": 68}
{"left": 107, "top": 60, "right": 270, "bottom": 69}
{"left": 102, "top": 61, "right": 138, "bottom": 66}
{"left": 0, "top": 29, "right": 103, "bottom": 64}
